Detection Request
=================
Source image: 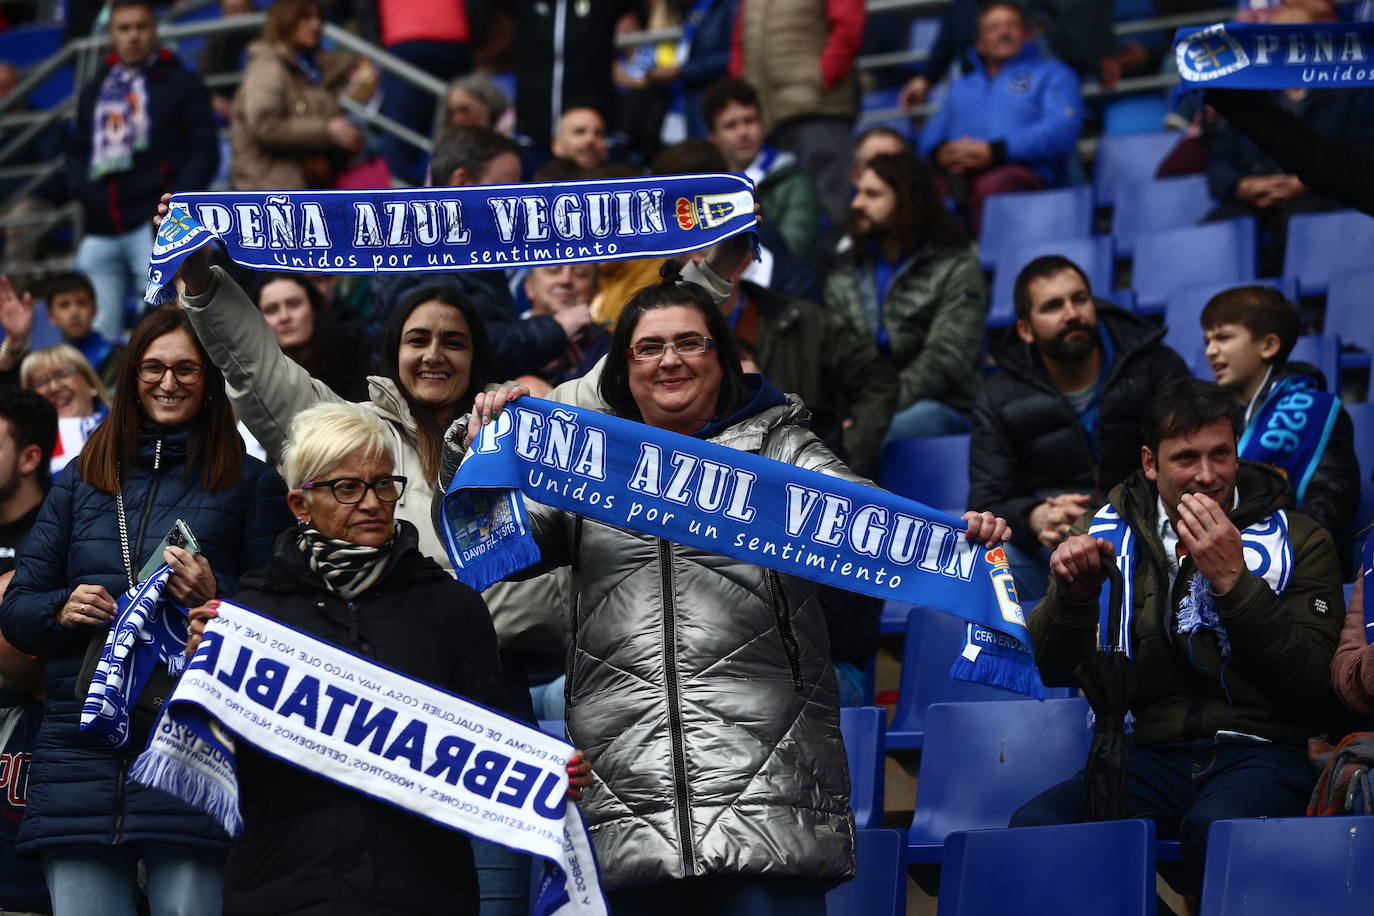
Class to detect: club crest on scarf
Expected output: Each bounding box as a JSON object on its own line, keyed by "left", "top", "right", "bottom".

{"left": 79, "top": 563, "right": 189, "bottom": 749}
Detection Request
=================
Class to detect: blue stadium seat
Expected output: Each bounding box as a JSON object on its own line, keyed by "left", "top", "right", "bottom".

{"left": 1288, "top": 334, "right": 1341, "bottom": 391}
{"left": 939, "top": 819, "right": 1157, "bottom": 916}
{"left": 1111, "top": 174, "right": 1215, "bottom": 256}
{"left": 1092, "top": 130, "right": 1181, "bottom": 207}
{"left": 878, "top": 433, "right": 970, "bottom": 515}
{"left": 978, "top": 186, "right": 1093, "bottom": 270}
{"left": 907, "top": 697, "right": 1090, "bottom": 861}
{"left": 1132, "top": 218, "right": 1257, "bottom": 314}
{"left": 1345, "top": 402, "right": 1374, "bottom": 537}
{"left": 1200, "top": 816, "right": 1374, "bottom": 916}
{"left": 1103, "top": 95, "right": 1170, "bottom": 135}
{"left": 1161, "top": 278, "right": 1299, "bottom": 375}
{"left": 825, "top": 829, "right": 905, "bottom": 916}
{"left": 1326, "top": 268, "right": 1374, "bottom": 369}
{"left": 1283, "top": 209, "right": 1374, "bottom": 297}
{"left": 887, "top": 610, "right": 1075, "bottom": 751}
{"left": 880, "top": 600, "right": 914, "bottom": 635}
{"left": 988, "top": 235, "right": 1115, "bottom": 327}
{"left": 839, "top": 706, "right": 886, "bottom": 829}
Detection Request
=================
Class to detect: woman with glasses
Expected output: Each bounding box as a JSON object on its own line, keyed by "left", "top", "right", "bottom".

{"left": 0, "top": 308, "right": 291, "bottom": 916}
{"left": 19, "top": 344, "right": 110, "bottom": 476}
{"left": 456, "top": 270, "right": 1011, "bottom": 914}
{"left": 179, "top": 402, "right": 591, "bottom": 915}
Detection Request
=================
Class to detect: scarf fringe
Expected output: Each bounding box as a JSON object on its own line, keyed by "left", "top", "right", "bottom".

{"left": 455, "top": 535, "right": 542, "bottom": 594}
{"left": 130, "top": 747, "right": 243, "bottom": 836}
{"left": 948, "top": 654, "right": 1045, "bottom": 700}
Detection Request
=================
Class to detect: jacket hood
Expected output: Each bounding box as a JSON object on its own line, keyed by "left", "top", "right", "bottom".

{"left": 367, "top": 375, "right": 418, "bottom": 428}
{"left": 694, "top": 374, "right": 788, "bottom": 440}
{"left": 988, "top": 304, "right": 1167, "bottom": 383}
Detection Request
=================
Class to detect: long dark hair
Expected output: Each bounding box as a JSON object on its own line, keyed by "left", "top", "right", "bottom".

{"left": 851, "top": 151, "right": 969, "bottom": 253}
{"left": 256, "top": 274, "right": 335, "bottom": 381}
{"left": 379, "top": 285, "right": 490, "bottom": 480}
{"left": 598, "top": 264, "right": 749, "bottom": 424}
{"left": 79, "top": 308, "right": 244, "bottom": 493}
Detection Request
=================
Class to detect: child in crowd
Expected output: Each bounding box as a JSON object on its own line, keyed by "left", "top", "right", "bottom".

{"left": 44, "top": 272, "right": 125, "bottom": 391}
{"left": 1200, "top": 285, "right": 1359, "bottom": 576}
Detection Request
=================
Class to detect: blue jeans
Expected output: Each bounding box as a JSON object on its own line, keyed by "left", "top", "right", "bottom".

{"left": 471, "top": 838, "right": 529, "bottom": 916}
{"left": 378, "top": 40, "right": 472, "bottom": 185}
{"left": 1010, "top": 739, "right": 1316, "bottom": 896}
{"left": 75, "top": 226, "right": 153, "bottom": 341}
{"left": 43, "top": 843, "right": 225, "bottom": 916}
{"left": 529, "top": 675, "right": 566, "bottom": 721}
{"left": 883, "top": 398, "right": 972, "bottom": 443}
{"left": 607, "top": 875, "right": 828, "bottom": 916}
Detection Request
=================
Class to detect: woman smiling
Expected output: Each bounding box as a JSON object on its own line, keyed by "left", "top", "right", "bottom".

{"left": 19, "top": 345, "right": 110, "bottom": 476}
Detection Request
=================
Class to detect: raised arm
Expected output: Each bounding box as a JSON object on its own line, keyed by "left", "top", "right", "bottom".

{"left": 179, "top": 260, "right": 345, "bottom": 459}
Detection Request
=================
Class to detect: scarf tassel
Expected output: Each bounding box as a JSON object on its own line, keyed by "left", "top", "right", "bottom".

{"left": 130, "top": 747, "right": 243, "bottom": 836}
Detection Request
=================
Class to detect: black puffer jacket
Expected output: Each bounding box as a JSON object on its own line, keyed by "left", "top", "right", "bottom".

{"left": 1, "top": 425, "right": 289, "bottom": 853}
{"left": 969, "top": 306, "right": 1190, "bottom": 551}
{"left": 68, "top": 50, "right": 219, "bottom": 236}
{"left": 223, "top": 523, "right": 509, "bottom": 916}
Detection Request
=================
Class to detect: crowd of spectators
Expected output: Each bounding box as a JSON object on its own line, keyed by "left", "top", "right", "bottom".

{"left": 0, "top": 0, "right": 1364, "bottom": 912}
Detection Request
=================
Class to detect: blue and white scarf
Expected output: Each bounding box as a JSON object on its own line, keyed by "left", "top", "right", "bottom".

{"left": 131, "top": 602, "right": 606, "bottom": 916}
{"left": 441, "top": 398, "right": 1044, "bottom": 697}
{"left": 1175, "top": 22, "right": 1374, "bottom": 89}
{"left": 1239, "top": 372, "right": 1341, "bottom": 503}
{"left": 79, "top": 563, "right": 189, "bottom": 748}
{"left": 90, "top": 61, "right": 151, "bottom": 180}
{"left": 1087, "top": 500, "right": 1293, "bottom": 701}
{"left": 145, "top": 173, "right": 758, "bottom": 305}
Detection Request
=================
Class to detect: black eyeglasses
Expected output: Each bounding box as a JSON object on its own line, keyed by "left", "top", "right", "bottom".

{"left": 628, "top": 336, "right": 717, "bottom": 361}
{"left": 299, "top": 475, "right": 408, "bottom": 504}
{"left": 137, "top": 360, "right": 205, "bottom": 384}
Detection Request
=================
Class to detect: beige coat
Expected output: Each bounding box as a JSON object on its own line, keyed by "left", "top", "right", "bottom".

{"left": 230, "top": 40, "right": 348, "bottom": 191}
{"left": 737, "top": 0, "right": 857, "bottom": 128}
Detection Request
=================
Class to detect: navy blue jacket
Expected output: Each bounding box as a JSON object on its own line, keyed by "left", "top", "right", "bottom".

{"left": 68, "top": 49, "right": 219, "bottom": 236}
{"left": 1, "top": 424, "right": 290, "bottom": 854}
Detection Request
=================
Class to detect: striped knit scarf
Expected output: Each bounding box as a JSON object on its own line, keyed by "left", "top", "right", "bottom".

{"left": 295, "top": 525, "right": 395, "bottom": 600}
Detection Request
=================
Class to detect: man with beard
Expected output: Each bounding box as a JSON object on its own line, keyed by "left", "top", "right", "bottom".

{"left": 969, "top": 255, "right": 1189, "bottom": 601}
{"left": 825, "top": 151, "right": 987, "bottom": 440}
{"left": 1011, "top": 378, "right": 1344, "bottom": 912}
{"left": 0, "top": 388, "right": 56, "bottom": 575}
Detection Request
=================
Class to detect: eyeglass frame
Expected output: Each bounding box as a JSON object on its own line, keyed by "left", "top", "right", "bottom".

{"left": 136, "top": 360, "right": 206, "bottom": 384}
{"left": 627, "top": 335, "right": 718, "bottom": 361}
{"left": 30, "top": 364, "right": 82, "bottom": 391}
{"left": 297, "top": 475, "right": 409, "bottom": 505}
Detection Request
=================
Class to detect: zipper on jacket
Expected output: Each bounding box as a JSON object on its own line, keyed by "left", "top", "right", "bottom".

{"left": 766, "top": 572, "right": 804, "bottom": 691}
{"left": 112, "top": 756, "right": 128, "bottom": 844}
{"left": 130, "top": 439, "right": 164, "bottom": 572}
{"left": 657, "top": 538, "right": 696, "bottom": 876}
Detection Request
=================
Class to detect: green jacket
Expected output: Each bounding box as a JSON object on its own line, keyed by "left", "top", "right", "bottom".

{"left": 756, "top": 156, "right": 823, "bottom": 259}
{"left": 1029, "top": 461, "right": 1346, "bottom": 750}
{"left": 824, "top": 243, "right": 987, "bottom": 413}
{"left": 743, "top": 280, "right": 897, "bottom": 476}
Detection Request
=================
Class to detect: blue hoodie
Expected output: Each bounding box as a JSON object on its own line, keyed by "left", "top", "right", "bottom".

{"left": 918, "top": 42, "right": 1083, "bottom": 184}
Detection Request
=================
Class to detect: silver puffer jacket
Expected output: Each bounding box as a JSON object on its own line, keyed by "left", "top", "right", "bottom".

{"left": 522, "top": 396, "right": 859, "bottom": 890}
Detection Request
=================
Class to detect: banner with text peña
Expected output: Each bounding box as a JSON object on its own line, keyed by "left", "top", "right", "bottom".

{"left": 440, "top": 398, "right": 1044, "bottom": 697}
{"left": 1175, "top": 22, "right": 1374, "bottom": 89}
{"left": 145, "top": 173, "right": 758, "bottom": 305}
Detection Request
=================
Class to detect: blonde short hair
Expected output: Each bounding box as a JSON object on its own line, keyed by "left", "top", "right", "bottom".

{"left": 19, "top": 344, "right": 110, "bottom": 408}
{"left": 281, "top": 402, "right": 392, "bottom": 489}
